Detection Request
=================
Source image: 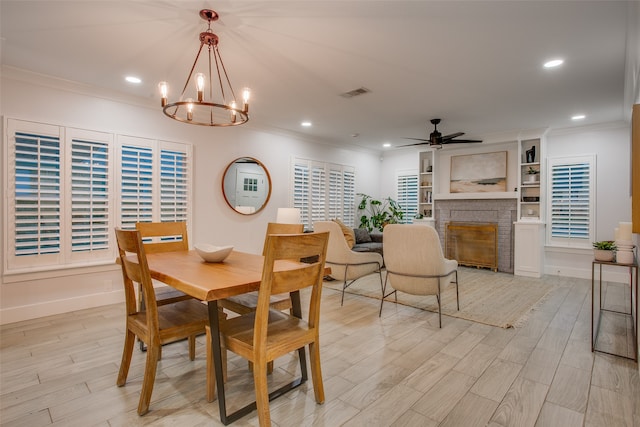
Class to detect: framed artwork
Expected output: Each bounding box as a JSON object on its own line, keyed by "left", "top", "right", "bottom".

{"left": 450, "top": 151, "right": 507, "bottom": 193}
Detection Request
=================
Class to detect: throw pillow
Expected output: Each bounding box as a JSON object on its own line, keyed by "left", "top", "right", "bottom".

{"left": 354, "top": 228, "right": 372, "bottom": 244}
{"left": 333, "top": 219, "right": 355, "bottom": 249}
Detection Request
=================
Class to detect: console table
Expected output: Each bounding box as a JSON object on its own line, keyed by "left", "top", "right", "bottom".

{"left": 591, "top": 258, "right": 638, "bottom": 361}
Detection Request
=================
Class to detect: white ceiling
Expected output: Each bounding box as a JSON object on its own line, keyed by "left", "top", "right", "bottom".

{"left": 0, "top": 1, "right": 634, "bottom": 151}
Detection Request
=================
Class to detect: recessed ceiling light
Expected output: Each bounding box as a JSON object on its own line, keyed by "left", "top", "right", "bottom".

{"left": 301, "top": 121, "right": 312, "bottom": 127}
{"left": 125, "top": 76, "right": 142, "bottom": 84}
{"left": 543, "top": 59, "right": 564, "bottom": 68}
{"left": 383, "top": 143, "right": 391, "bottom": 148}
{"left": 571, "top": 114, "right": 586, "bottom": 121}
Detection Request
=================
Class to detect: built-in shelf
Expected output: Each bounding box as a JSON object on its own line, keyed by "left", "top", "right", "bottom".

{"left": 418, "top": 151, "right": 435, "bottom": 219}
{"left": 519, "top": 138, "right": 542, "bottom": 221}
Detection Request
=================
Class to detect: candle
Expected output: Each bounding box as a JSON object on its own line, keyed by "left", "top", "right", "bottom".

{"left": 614, "top": 227, "right": 620, "bottom": 241}
{"left": 618, "top": 222, "right": 633, "bottom": 241}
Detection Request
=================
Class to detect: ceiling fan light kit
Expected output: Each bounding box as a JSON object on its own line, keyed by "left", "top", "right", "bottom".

{"left": 403, "top": 118, "right": 482, "bottom": 148}
{"left": 159, "top": 9, "right": 250, "bottom": 127}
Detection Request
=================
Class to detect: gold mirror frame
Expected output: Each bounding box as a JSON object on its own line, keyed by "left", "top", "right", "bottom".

{"left": 222, "top": 157, "right": 272, "bottom": 215}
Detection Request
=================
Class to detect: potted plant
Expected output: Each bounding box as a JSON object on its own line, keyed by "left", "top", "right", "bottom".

{"left": 357, "top": 193, "right": 404, "bottom": 232}
{"left": 526, "top": 167, "right": 539, "bottom": 183}
{"left": 593, "top": 241, "right": 617, "bottom": 262}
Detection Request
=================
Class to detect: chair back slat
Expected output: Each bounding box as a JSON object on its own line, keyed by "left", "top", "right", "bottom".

{"left": 262, "top": 222, "right": 304, "bottom": 256}
{"left": 271, "top": 263, "right": 325, "bottom": 295}
{"left": 136, "top": 221, "right": 189, "bottom": 254}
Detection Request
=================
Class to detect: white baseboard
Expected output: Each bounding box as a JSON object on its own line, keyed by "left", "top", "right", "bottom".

{"left": 0, "top": 290, "right": 125, "bottom": 325}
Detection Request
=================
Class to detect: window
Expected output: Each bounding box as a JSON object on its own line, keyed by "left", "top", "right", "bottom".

{"left": 547, "top": 155, "right": 595, "bottom": 248}
{"left": 4, "top": 119, "right": 192, "bottom": 273}
{"left": 118, "top": 135, "right": 192, "bottom": 231}
{"left": 396, "top": 170, "right": 418, "bottom": 223}
{"left": 291, "top": 158, "right": 356, "bottom": 230}
{"left": 67, "top": 128, "right": 114, "bottom": 262}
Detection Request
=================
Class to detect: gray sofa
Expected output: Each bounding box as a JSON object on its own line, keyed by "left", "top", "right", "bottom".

{"left": 351, "top": 228, "right": 383, "bottom": 256}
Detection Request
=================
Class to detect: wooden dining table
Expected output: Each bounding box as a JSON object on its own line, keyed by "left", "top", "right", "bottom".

{"left": 141, "top": 249, "right": 323, "bottom": 425}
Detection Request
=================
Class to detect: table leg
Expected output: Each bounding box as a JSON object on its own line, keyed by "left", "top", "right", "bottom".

{"left": 591, "top": 262, "right": 595, "bottom": 352}
{"left": 591, "top": 261, "right": 638, "bottom": 361}
{"left": 290, "top": 291, "right": 309, "bottom": 382}
{"left": 207, "top": 301, "right": 229, "bottom": 422}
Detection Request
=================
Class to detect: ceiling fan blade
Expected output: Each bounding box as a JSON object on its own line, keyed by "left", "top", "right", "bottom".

{"left": 398, "top": 140, "right": 433, "bottom": 147}
{"left": 440, "top": 139, "right": 483, "bottom": 144}
{"left": 441, "top": 132, "right": 465, "bottom": 141}
{"left": 403, "top": 137, "right": 431, "bottom": 142}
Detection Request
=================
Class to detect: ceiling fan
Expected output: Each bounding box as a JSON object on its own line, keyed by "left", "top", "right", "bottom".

{"left": 402, "top": 118, "right": 482, "bottom": 148}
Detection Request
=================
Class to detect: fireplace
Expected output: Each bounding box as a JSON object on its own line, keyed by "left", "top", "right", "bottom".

{"left": 445, "top": 222, "right": 498, "bottom": 271}
{"left": 435, "top": 198, "right": 517, "bottom": 273}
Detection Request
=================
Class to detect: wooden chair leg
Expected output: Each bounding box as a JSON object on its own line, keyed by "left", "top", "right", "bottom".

{"left": 117, "top": 330, "right": 136, "bottom": 386}
{"left": 188, "top": 335, "right": 196, "bottom": 361}
{"left": 253, "top": 360, "right": 271, "bottom": 426}
{"left": 309, "top": 342, "right": 325, "bottom": 404}
{"left": 248, "top": 360, "right": 274, "bottom": 374}
{"left": 205, "top": 326, "right": 228, "bottom": 402}
{"left": 138, "top": 344, "right": 160, "bottom": 415}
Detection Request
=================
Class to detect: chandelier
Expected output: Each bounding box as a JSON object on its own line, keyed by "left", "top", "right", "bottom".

{"left": 158, "top": 9, "right": 250, "bottom": 126}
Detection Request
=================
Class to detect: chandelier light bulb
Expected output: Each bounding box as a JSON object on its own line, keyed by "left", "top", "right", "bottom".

{"left": 186, "top": 99, "right": 194, "bottom": 121}
{"left": 243, "top": 88, "right": 250, "bottom": 112}
{"left": 230, "top": 101, "right": 237, "bottom": 123}
{"left": 195, "top": 73, "right": 205, "bottom": 102}
{"left": 158, "top": 81, "right": 168, "bottom": 107}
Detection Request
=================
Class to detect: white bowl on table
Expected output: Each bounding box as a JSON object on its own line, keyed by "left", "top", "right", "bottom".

{"left": 194, "top": 244, "right": 234, "bottom": 263}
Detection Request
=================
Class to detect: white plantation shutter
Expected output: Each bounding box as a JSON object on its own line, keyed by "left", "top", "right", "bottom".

{"left": 68, "top": 129, "right": 114, "bottom": 256}
{"left": 328, "top": 168, "right": 342, "bottom": 220}
{"left": 9, "top": 121, "right": 63, "bottom": 269}
{"left": 396, "top": 171, "right": 418, "bottom": 223}
{"left": 119, "top": 140, "right": 154, "bottom": 230}
{"left": 159, "top": 144, "right": 190, "bottom": 223}
{"left": 293, "top": 162, "right": 310, "bottom": 228}
{"left": 342, "top": 169, "right": 356, "bottom": 225}
{"left": 291, "top": 158, "right": 356, "bottom": 230}
{"left": 310, "top": 163, "right": 326, "bottom": 224}
{"left": 118, "top": 136, "right": 193, "bottom": 234}
{"left": 547, "top": 156, "right": 594, "bottom": 247}
{"left": 4, "top": 119, "right": 192, "bottom": 273}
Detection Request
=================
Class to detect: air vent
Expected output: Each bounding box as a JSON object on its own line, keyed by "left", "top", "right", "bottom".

{"left": 340, "top": 87, "right": 371, "bottom": 98}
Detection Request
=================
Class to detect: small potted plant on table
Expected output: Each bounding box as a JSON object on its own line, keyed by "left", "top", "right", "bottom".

{"left": 593, "top": 241, "right": 617, "bottom": 262}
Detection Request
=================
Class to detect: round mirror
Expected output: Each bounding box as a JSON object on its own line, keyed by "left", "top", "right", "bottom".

{"left": 222, "top": 157, "right": 272, "bottom": 215}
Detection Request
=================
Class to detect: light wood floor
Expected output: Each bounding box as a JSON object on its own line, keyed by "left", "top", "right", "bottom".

{"left": 1, "top": 272, "right": 639, "bottom": 426}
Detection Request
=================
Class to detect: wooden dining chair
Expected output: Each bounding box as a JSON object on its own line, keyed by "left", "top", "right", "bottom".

{"left": 135, "top": 221, "right": 194, "bottom": 305}
{"left": 114, "top": 228, "right": 212, "bottom": 415}
{"left": 218, "top": 222, "right": 302, "bottom": 374}
{"left": 214, "top": 231, "right": 329, "bottom": 426}
{"left": 135, "top": 221, "right": 196, "bottom": 353}
{"left": 218, "top": 222, "right": 303, "bottom": 315}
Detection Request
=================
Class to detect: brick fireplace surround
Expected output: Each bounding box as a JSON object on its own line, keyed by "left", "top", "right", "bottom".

{"left": 434, "top": 198, "right": 518, "bottom": 273}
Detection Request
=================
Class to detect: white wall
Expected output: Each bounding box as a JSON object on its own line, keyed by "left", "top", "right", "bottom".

{"left": 544, "top": 122, "right": 631, "bottom": 279}
{"left": 0, "top": 69, "right": 382, "bottom": 324}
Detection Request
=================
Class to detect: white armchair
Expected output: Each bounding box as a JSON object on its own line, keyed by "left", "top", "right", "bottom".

{"left": 382, "top": 224, "right": 459, "bottom": 327}
{"left": 313, "top": 221, "right": 383, "bottom": 305}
